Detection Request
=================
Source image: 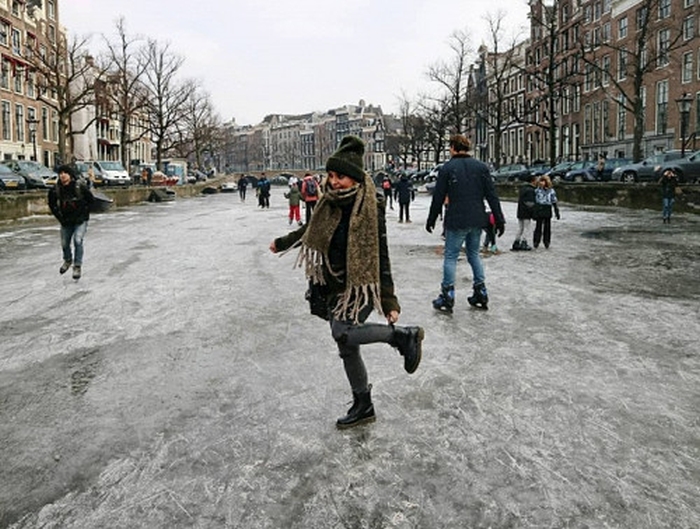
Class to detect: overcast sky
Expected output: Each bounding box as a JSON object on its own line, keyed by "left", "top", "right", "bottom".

{"left": 60, "top": 0, "right": 530, "bottom": 126}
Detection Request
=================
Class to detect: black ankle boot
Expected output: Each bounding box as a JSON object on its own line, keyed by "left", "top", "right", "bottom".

{"left": 467, "top": 282, "right": 489, "bottom": 310}
{"left": 336, "top": 386, "right": 376, "bottom": 429}
{"left": 390, "top": 326, "right": 424, "bottom": 374}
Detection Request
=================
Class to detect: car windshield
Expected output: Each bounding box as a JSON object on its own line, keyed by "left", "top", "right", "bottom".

{"left": 18, "top": 161, "right": 43, "bottom": 171}
{"left": 100, "top": 161, "right": 125, "bottom": 171}
{"left": 0, "top": 164, "right": 15, "bottom": 174}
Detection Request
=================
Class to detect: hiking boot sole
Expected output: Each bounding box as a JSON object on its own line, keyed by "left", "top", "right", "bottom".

{"left": 405, "top": 327, "right": 424, "bottom": 374}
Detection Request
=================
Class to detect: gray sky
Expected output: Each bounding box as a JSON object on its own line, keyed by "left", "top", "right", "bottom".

{"left": 61, "top": 0, "right": 529, "bottom": 126}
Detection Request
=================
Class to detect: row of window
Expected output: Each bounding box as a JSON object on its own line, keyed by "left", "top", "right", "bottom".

{"left": 0, "top": 100, "right": 56, "bottom": 143}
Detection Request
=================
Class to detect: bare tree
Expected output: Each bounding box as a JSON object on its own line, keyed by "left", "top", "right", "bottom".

{"left": 141, "top": 40, "right": 196, "bottom": 170}
{"left": 427, "top": 29, "right": 474, "bottom": 135}
{"left": 173, "top": 88, "right": 222, "bottom": 170}
{"left": 101, "top": 17, "right": 151, "bottom": 166}
{"left": 32, "top": 31, "right": 101, "bottom": 163}
{"left": 417, "top": 95, "right": 451, "bottom": 165}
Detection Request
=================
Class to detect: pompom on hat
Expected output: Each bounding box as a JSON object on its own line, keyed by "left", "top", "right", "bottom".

{"left": 325, "top": 135, "right": 365, "bottom": 181}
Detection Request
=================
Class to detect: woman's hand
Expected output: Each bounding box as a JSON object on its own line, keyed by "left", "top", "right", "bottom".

{"left": 386, "top": 310, "right": 399, "bottom": 325}
{"left": 269, "top": 241, "right": 277, "bottom": 253}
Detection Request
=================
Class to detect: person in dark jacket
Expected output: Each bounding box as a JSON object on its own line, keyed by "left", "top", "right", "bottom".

{"left": 257, "top": 174, "right": 271, "bottom": 208}
{"left": 512, "top": 174, "right": 537, "bottom": 251}
{"left": 658, "top": 168, "right": 679, "bottom": 223}
{"left": 269, "top": 135, "right": 424, "bottom": 429}
{"left": 48, "top": 165, "right": 93, "bottom": 280}
{"left": 394, "top": 173, "right": 415, "bottom": 223}
{"left": 426, "top": 134, "right": 505, "bottom": 312}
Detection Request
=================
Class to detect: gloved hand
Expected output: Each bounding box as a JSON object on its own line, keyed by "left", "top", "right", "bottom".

{"left": 425, "top": 221, "right": 434, "bottom": 234}
{"left": 555, "top": 212, "right": 561, "bottom": 220}
{"left": 495, "top": 223, "right": 505, "bottom": 237}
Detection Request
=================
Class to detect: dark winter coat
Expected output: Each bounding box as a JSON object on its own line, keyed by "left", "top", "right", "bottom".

{"left": 273, "top": 192, "right": 399, "bottom": 316}
{"left": 48, "top": 178, "right": 93, "bottom": 227}
{"left": 659, "top": 174, "right": 679, "bottom": 199}
{"left": 258, "top": 178, "right": 271, "bottom": 197}
{"left": 394, "top": 177, "right": 415, "bottom": 204}
{"left": 427, "top": 154, "right": 505, "bottom": 230}
{"left": 516, "top": 182, "right": 537, "bottom": 220}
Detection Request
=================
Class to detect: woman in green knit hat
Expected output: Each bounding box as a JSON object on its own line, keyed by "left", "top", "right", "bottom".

{"left": 269, "top": 135, "right": 424, "bottom": 429}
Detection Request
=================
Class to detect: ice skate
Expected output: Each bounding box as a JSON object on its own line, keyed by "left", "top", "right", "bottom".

{"left": 432, "top": 285, "right": 454, "bottom": 314}
{"left": 467, "top": 282, "right": 488, "bottom": 310}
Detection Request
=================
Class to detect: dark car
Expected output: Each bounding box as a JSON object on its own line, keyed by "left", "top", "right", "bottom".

{"left": 656, "top": 150, "right": 700, "bottom": 184}
{"left": 545, "top": 161, "right": 575, "bottom": 182}
{"left": 563, "top": 158, "right": 633, "bottom": 182}
{"left": 0, "top": 164, "right": 26, "bottom": 190}
{"left": 611, "top": 151, "right": 684, "bottom": 183}
{"left": 492, "top": 163, "right": 530, "bottom": 182}
{"left": 2, "top": 160, "right": 54, "bottom": 189}
{"left": 529, "top": 163, "right": 551, "bottom": 177}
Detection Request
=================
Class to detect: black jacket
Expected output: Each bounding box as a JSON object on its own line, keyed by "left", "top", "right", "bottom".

{"left": 48, "top": 178, "right": 93, "bottom": 226}
{"left": 427, "top": 154, "right": 505, "bottom": 230}
{"left": 517, "top": 183, "right": 536, "bottom": 220}
{"left": 274, "top": 192, "right": 400, "bottom": 316}
{"left": 394, "top": 177, "right": 414, "bottom": 204}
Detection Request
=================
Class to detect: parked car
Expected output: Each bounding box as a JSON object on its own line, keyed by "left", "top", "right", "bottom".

{"left": 546, "top": 161, "right": 576, "bottom": 182}
{"left": 611, "top": 151, "right": 684, "bottom": 183}
{"left": 93, "top": 160, "right": 130, "bottom": 186}
{"left": 1, "top": 160, "right": 54, "bottom": 189}
{"left": 529, "top": 163, "right": 551, "bottom": 177}
{"left": 656, "top": 150, "right": 700, "bottom": 184}
{"left": 491, "top": 163, "right": 530, "bottom": 182}
{"left": 72, "top": 161, "right": 103, "bottom": 186}
{"left": 0, "top": 164, "right": 26, "bottom": 190}
{"left": 563, "top": 158, "right": 633, "bottom": 182}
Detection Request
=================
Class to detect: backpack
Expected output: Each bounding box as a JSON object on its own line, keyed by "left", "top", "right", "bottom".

{"left": 382, "top": 179, "right": 391, "bottom": 190}
{"left": 305, "top": 178, "right": 318, "bottom": 197}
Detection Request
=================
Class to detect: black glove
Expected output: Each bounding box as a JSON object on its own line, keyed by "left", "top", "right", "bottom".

{"left": 495, "top": 223, "right": 505, "bottom": 237}
{"left": 555, "top": 212, "right": 561, "bottom": 220}
{"left": 425, "top": 221, "right": 434, "bottom": 234}
{"left": 554, "top": 205, "right": 561, "bottom": 220}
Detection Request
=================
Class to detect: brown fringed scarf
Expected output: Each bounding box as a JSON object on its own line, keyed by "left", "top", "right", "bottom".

{"left": 295, "top": 173, "right": 382, "bottom": 322}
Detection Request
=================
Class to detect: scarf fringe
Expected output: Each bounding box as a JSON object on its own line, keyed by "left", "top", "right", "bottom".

{"left": 332, "top": 282, "right": 383, "bottom": 322}
{"left": 295, "top": 246, "right": 328, "bottom": 284}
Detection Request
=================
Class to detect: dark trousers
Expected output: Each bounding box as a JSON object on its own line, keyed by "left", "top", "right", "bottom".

{"left": 305, "top": 200, "right": 316, "bottom": 224}
{"left": 533, "top": 218, "right": 552, "bottom": 248}
{"left": 398, "top": 201, "right": 410, "bottom": 222}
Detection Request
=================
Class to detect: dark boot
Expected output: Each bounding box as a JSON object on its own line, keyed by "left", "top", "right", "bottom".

{"left": 336, "top": 386, "right": 376, "bottom": 429}
{"left": 467, "top": 282, "right": 489, "bottom": 310}
{"left": 432, "top": 285, "right": 454, "bottom": 313}
{"left": 519, "top": 239, "right": 532, "bottom": 251}
{"left": 390, "top": 326, "right": 424, "bottom": 374}
{"left": 511, "top": 239, "right": 522, "bottom": 251}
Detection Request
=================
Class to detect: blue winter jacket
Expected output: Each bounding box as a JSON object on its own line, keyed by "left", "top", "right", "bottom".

{"left": 427, "top": 154, "right": 505, "bottom": 230}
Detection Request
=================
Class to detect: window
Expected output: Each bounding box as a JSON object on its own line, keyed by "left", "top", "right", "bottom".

{"left": 618, "top": 48, "right": 627, "bottom": 80}
{"left": 41, "top": 106, "right": 48, "bottom": 138}
{"left": 656, "top": 80, "right": 668, "bottom": 135}
{"left": 585, "top": 63, "right": 594, "bottom": 91}
{"left": 696, "top": 93, "right": 700, "bottom": 133}
{"left": 658, "top": 0, "right": 671, "bottom": 19}
{"left": 11, "top": 1, "right": 20, "bottom": 16}
{"left": 683, "top": 16, "right": 695, "bottom": 40}
{"left": 47, "top": 0, "right": 55, "bottom": 20}
{"left": 13, "top": 67, "right": 22, "bottom": 93}
{"left": 593, "top": 102, "right": 601, "bottom": 143}
{"left": 1, "top": 101, "right": 9, "bottom": 140}
{"left": 603, "top": 0, "right": 611, "bottom": 13}
{"left": 594, "top": 1, "right": 602, "bottom": 20}
{"left": 636, "top": 7, "right": 648, "bottom": 30}
{"left": 602, "top": 56, "right": 611, "bottom": 86}
{"left": 603, "top": 22, "right": 611, "bottom": 42}
{"left": 11, "top": 28, "right": 20, "bottom": 56}
{"left": 618, "top": 17, "right": 628, "bottom": 39}
{"left": 685, "top": 0, "right": 695, "bottom": 7}
{"left": 0, "top": 60, "right": 8, "bottom": 89}
{"left": 584, "top": 5, "right": 592, "bottom": 23}
{"left": 15, "top": 104, "right": 24, "bottom": 142}
{"left": 562, "top": 3, "right": 570, "bottom": 23}
{"left": 658, "top": 29, "right": 670, "bottom": 67}
{"left": 0, "top": 20, "right": 8, "bottom": 47}
{"left": 27, "top": 72, "right": 34, "bottom": 98}
{"left": 584, "top": 104, "right": 592, "bottom": 144}
{"left": 617, "top": 95, "right": 626, "bottom": 140}
{"left": 603, "top": 100, "right": 610, "bottom": 139}
{"left": 682, "top": 52, "right": 693, "bottom": 83}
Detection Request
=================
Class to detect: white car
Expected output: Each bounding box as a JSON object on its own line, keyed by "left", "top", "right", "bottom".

{"left": 93, "top": 160, "right": 130, "bottom": 186}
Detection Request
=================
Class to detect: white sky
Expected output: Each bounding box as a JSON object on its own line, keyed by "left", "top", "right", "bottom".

{"left": 60, "top": 0, "right": 530, "bottom": 126}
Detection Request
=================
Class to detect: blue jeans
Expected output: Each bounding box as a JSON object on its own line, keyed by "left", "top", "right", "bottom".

{"left": 662, "top": 197, "right": 674, "bottom": 219}
{"left": 442, "top": 227, "right": 485, "bottom": 288}
{"left": 60, "top": 222, "right": 88, "bottom": 265}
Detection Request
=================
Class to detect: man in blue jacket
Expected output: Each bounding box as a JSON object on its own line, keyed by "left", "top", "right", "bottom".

{"left": 426, "top": 135, "right": 505, "bottom": 312}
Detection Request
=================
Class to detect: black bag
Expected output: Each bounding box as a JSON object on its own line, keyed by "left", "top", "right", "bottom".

{"left": 305, "top": 281, "right": 329, "bottom": 320}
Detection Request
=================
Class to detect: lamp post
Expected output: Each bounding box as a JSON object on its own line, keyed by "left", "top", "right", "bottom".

{"left": 675, "top": 93, "right": 693, "bottom": 157}
{"left": 27, "top": 118, "right": 39, "bottom": 161}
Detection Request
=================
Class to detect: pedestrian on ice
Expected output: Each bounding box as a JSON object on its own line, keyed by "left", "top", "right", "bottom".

{"left": 284, "top": 181, "right": 303, "bottom": 225}
{"left": 269, "top": 135, "right": 424, "bottom": 429}
{"left": 47, "top": 165, "right": 94, "bottom": 280}
{"left": 532, "top": 175, "right": 560, "bottom": 248}
{"left": 300, "top": 172, "right": 320, "bottom": 224}
{"left": 481, "top": 210, "right": 499, "bottom": 255}
{"left": 257, "top": 173, "right": 270, "bottom": 208}
{"left": 381, "top": 174, "right": 393, "bottom": 209}
{"left": 394, "top": 172, "right": 415, "bottom": 223}
{"left": 658, "top": 168, "right": 680, "bottom": 224}
{"left": 238, "top": 175, "right": 248, "bottom": 201}
{"left": 511, "top": 173, "right": 537, "bottom": 251}
{"left": 426, "top": 134, "right": 505, "bottom": 312}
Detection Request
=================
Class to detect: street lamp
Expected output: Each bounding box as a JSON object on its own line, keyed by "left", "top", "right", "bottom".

{"left": 27, "top": 118, "right": 39, "bottom": 162}
{"left": 675, "top": 93, "right": 693, "bottom": 157}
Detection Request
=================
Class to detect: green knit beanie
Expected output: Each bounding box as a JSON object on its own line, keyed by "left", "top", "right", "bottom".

{"left": 325, "top": 135, "right": 365, "bottom": 181}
